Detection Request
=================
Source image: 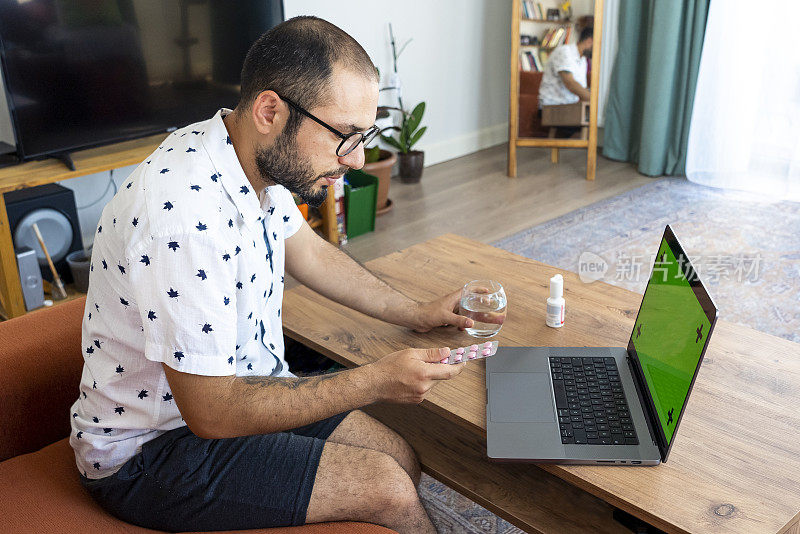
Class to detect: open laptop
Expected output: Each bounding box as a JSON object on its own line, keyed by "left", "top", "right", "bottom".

{"left": 486, "top": 225, "right": 718, "bottom": 465}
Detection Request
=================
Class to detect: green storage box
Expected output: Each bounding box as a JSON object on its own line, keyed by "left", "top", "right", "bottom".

{"left": 344, "top": 169, "right": 378, "bottom": 239}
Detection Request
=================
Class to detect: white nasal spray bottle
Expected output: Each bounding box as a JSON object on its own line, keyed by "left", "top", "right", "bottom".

{"left": 546, "top": 274, "right": 565, "bottom": 328}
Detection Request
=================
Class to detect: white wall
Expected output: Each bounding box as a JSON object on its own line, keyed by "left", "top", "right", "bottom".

{"left": 57, "top": 165, "right": 138, "bottom": 249}
{"left": 283, "top": 0, "right": 512, "bottom": 166}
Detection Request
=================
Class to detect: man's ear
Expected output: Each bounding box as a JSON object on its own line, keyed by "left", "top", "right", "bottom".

{"left": 251, "top": 90, "right": 284, "bottom": 136}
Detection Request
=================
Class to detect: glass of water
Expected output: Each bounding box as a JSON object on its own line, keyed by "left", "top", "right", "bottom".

{"left": 459, "top": 280, "right": 507, "bottom": 338}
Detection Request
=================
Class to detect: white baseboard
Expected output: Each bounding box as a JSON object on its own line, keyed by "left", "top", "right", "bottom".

{"left": 420, "top": 123, "right": 509, "bottom": 167}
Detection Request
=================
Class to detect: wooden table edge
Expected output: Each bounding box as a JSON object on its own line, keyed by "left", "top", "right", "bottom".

{"left": 778, "top": 512, "right": 800, "bottom": 534}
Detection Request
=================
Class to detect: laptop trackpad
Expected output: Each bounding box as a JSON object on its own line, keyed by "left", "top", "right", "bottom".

{"left": 489, "top": 373, "right": 555, "bottom": 423}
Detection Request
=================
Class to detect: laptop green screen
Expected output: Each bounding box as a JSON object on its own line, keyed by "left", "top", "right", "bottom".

{"left": 631, "top": 238, "right": 711, "bottom": 445}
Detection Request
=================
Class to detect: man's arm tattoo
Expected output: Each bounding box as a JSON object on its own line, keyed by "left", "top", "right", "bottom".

{"left": 241, "top": 371, "right": 340, "bottom": 389}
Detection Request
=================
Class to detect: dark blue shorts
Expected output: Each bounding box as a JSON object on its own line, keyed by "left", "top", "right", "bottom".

{"left": 80, "top": 412, "right": 350, "bottom": 532}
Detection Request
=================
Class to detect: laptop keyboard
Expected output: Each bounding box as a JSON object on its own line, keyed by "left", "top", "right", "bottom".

{"left": 549, "top": 357, "right": 639, "bottom": 445}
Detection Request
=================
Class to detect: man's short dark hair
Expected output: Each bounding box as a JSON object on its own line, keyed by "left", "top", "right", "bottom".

{"left": 578, "top": 26, "right": 593, "bottom": 43}
{"left": 238, "top": 16, "right": 378, "bottom": 135}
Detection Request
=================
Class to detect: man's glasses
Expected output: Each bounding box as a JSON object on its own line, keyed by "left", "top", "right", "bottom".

{"left": 278, "top": 94, "right": 379, "bottom": 157}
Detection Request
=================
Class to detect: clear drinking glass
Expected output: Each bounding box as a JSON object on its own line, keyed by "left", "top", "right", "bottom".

{"left": 459, "top": 280, "right": 507, "bottom": 338}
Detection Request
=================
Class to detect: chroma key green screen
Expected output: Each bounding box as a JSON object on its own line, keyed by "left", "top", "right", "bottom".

{"left": 631, "top": 238, "right": 711, "bottom": 445}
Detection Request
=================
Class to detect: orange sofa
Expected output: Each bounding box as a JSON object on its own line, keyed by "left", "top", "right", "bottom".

{"left": 0, "top": 297, "right": 395, "bottom": 534}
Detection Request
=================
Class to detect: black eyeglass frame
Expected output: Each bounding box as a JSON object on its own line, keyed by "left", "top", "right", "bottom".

{"left": 278, "top": 94, "right": 379, "bottom": 157}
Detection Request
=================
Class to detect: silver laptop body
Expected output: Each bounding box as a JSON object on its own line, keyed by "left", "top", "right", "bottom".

{"left": 486, "top": 346, "right": 661, "bottom": 465}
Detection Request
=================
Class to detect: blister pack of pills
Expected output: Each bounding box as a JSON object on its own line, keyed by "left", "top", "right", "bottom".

{"left": 439, "top": 341, "right": 499, "bottom": 364}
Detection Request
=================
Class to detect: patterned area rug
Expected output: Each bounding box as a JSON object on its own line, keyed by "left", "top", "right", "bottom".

{"left": 492, "top": 177, "right": 800, "bottom": 343}
{"left": 418, "top": 473, "right": 524, "bottom": 533}
{"left": 418, "top": 177, "right": 800, "bottom": 533}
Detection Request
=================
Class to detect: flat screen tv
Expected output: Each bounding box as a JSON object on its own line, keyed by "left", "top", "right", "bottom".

{"left": 0, "top": 0, "right": 283, "bottom": 168}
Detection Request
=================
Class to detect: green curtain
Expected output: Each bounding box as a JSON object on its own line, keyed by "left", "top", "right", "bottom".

{"left": 603, "top": 0, "right": 709, "bottom": 177}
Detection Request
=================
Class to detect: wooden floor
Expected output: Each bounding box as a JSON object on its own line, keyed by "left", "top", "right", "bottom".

{"left": 341, "top": 144, "right": 655, "bottom": 263}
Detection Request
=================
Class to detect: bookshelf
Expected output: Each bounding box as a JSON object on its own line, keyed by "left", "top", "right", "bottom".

{"left": 508, "top": 0, "right": 603, "bottom": 181}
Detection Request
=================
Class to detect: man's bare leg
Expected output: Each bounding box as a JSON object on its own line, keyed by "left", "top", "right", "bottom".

{"left": 305, "top": 441, "right": 437, "bottom": 534}
{"left": 326, "top": 410, "right": 421, "bottom": 485}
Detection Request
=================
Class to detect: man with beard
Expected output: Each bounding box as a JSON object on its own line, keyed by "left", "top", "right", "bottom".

{"left": 69, "top": 16, "right": 474, "bottom": 534}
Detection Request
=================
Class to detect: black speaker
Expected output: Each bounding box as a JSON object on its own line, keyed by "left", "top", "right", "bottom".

{"left": 4, "top": 183, "right": 83, "bottom": 284}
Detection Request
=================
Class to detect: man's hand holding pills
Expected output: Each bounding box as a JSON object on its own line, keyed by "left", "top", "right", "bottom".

{"left": 368, "top": 347, "right": 466, "bottom": 404}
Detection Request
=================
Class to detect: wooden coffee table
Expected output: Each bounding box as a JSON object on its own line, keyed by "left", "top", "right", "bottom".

{"left": 282, "top": 234, "right": 800, "bottom": 534}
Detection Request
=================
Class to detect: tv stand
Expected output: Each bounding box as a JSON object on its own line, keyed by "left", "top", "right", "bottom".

{"left": 50, "top": 152, "right": 76, "bottom": 171}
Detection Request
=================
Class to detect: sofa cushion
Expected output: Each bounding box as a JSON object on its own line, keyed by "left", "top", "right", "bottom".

{"left": 0, "top": 297, "right": 86, "bottom": 461}
{"left": 0, "top": 439, "right": 395, "bottom": 534}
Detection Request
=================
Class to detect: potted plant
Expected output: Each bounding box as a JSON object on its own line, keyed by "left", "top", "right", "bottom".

{"left": 361, "top": 105, "right": 397, "bottom": 215}
{"left": 363, "top": 144, "right": 397, "bottom": 215}
{"left": 377, "top": 23, "right": 427, "bottom": 183}
{"left": 380, "top": 102, "right": 426, "bottom": 183}
{"left": 293, "top": 194, "right": 308, "bottom": 220}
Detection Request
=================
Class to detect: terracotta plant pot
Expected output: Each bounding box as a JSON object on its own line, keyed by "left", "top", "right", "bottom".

{"left": 362, "top": 149, "right": 396, "bottom": 215}
{"left": 398, "top": 150, "right": 424, "bottom": 183}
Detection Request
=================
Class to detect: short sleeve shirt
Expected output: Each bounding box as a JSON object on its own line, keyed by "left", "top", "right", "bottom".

{"left": 538, "top": 44, "right": 588, "bottom": 107}
{"left": 69, "top": 109, "right": 304, "bottom": 479}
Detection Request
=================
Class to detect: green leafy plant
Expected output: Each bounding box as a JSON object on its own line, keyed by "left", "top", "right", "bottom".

{"left": 365, "top": 145, "right": 382, "bottom": 164}
{"left": 376, "top": 24, "right": 426, "bottom": 154}
{"left": 380, "top": 102, "right": 426, "bottom": 154}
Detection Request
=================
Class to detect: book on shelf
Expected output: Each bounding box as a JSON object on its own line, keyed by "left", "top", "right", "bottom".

{"left": 553, "top": 27, "right": 566, "bottom": 46}
{"left": 519, "top": 50, "right": 544, "bottom": 72}
{"left": 541, "top": 28, "right": 554, "bottom": 47}
{"left": 519, "top": 52, "right": 531, "bottom": 71}
{"left": 541, "top": 26, "right": 568, "bottom": 48}
{"left": 521, "top": 0, "right": 545, "bottom": 20}
{"left": 532, "top": 50, "right": 543, "bottom": 71}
